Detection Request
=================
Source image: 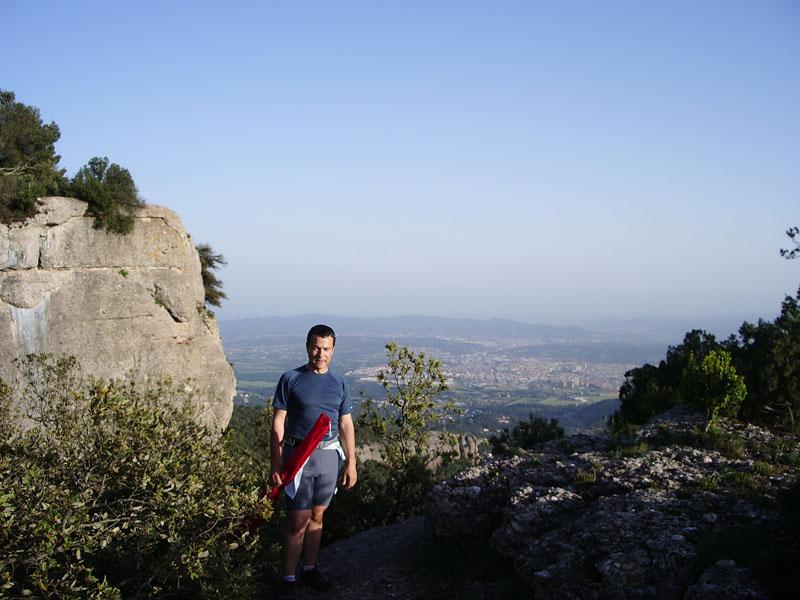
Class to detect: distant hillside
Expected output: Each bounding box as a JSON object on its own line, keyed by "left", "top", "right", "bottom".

{"left": 220, "top": 314, "right": 598, "bottom": 341}
{"left": 582, "top": 313, "right": 771, "bottom": 344}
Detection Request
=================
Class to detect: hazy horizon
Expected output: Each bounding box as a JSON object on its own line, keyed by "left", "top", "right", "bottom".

{"left": 4, "top": 1, "right": 798, "bottom": 325}
{"left": 218, "top": 310, "right": 775, "bottom": 344}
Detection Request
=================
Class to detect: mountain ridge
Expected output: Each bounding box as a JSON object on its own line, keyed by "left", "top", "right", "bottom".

{"left": 220, "top": 314, "right": 600, "bottom": 341}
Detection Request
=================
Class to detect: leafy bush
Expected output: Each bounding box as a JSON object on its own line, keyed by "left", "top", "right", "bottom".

{"left": 357, "top": 343, "right": 461, "bottom": 522}
{"left": 0, "top": 354, "right": 269, "bottom": 599}
{"left": 681, "top": 349, "right": 746, "bottom": 430}
{"left": 0, "top": 90, "right": 66, "bottom": 223}
{"left": 489, "top": 414, "right": 564, "bottom": 456}
{"left": 69, "top": 157, "right": 144, "bottom": 234}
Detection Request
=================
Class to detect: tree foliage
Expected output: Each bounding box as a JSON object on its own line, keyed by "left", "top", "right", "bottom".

{"left": 780, "top": 226, "right": 799, "bottom": 260}
{"left": 196, "top": 242, "right": 228, "bottom": 309}
{"left": 0, "top": 91, "right": 146, "bottom": 234}
{"left": 613, "top": 329, "right": 720, "bottom": 430}
{"left": 730, "top": 290, "right": 800, "bottom": 429}
{"left": 0, "top": 90, "right": 66, "bottom": 222}
{"left": 69, "top": 156, "right": 143, "bottom": 234}
{"left": 357, "top": 342, "right": 460, "bottom": 522}
{"left": 613, "top": 288, "right": 800, "bottom": 432}
{"left": 681, "top": 349, "right": 746, "bottom": 431}
{"left": 489, "top": 415, "right": 564, "bottom": 456}
{"left": 0, "top": 354, "right": 269, "bottom": 599}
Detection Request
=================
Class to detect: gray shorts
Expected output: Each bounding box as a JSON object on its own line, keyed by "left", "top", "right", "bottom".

{"left": 282, "top": 445, "right": 341, "bottom": 511}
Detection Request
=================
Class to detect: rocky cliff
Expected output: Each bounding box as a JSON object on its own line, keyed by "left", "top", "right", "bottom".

{"left": 426, "top": 407, "right": 799, "bottom": 599}
{"left": 0, "top": 197, "right": 235, "bottom": 429}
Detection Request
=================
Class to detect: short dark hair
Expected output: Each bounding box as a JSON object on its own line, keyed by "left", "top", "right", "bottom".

{"left": 307, "top": 324, "right": 336, "bottom": 346}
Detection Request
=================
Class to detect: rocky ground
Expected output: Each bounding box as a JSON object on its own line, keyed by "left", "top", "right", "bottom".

{"left": 427, "top": 407, "right": 799, "bottom": 599}
{"left": 261, "top": 408, "right": 800, "bottom": 599}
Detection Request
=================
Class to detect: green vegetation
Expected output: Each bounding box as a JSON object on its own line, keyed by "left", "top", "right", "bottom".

{"left": 0, "top": 355, "right": 268, "bottom": 599}
{"left": 196, "top": 243, "right": 228, "bottom": 309}
{"left": 355, "top": 342, "right": 461, "bottom": 523}
{"left": 489, "top": 414, "right": 564, "bottom": 456}
{"left": 780, "top": 226, "right": 799, "bottom": 260}
{"left": 69, "top": 156, "right": 143, "bottom": 234}
{"left": 681, "top": 349, "right": 746, "bottom": 431}
{"left": 0, "top": 90, "right": 66, "bottom": 222}
{"left": 613, "top": 286, "right": 800, "bottom": 432}
{"left": 1, "top": 90, "right": 144, "bottom": 233}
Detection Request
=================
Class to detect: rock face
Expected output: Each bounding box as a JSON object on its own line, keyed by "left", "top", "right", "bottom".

{"left": 426, "top": 407, "right": 798, "bottom": 599}
{"left": 0, "top": 197, "right": 235, "bottom": 429}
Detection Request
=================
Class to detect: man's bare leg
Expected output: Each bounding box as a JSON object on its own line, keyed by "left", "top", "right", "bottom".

{"left": 283, "top": 509, "right": 311, "bottom": 577}
{"left": 302, "top": 505, "right": 327, "bottom": 566}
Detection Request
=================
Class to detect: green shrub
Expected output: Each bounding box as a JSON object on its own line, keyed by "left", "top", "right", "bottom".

{"left": 358, "top": 343, "right": 460, "bottom": 523}
{"left": 69, "top": 157, "right": 143, "bottom": 234}
{"left": 0, "top": 354, "right": 269, "bottom": 599}
{"left": 681, "top": 349, "right": 746, "bottom": 431}
{"left": 490, "top": 414, "right": 564, "bottom": 456}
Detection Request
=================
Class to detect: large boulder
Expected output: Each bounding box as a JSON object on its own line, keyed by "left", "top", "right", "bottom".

{"left": 0, "top": 197, "right": 235, "bottom": 429}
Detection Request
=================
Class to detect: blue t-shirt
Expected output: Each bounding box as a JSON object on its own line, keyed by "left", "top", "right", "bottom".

{"left": 272, "top": 365, "right": 352, "bottom": 441}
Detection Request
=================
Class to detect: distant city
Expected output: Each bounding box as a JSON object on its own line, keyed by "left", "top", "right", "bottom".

{"left": 219, "top": 314, "right": 749, "bottom": 434}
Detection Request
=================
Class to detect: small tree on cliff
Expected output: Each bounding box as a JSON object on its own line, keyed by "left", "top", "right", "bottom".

{"left": 0, "top": 90, "right": 144, "bottom": 233}
{"left": 69, "top": 156, "right": 144, "bottom": 234}
{"left": 197, "top": 242, "right": 228, "bottom": 309}
{"left": 0, "top": 89, "right": 67, "bottom": 222}
{"left": 358, "top": 342, "right": 460, "bottom": 521}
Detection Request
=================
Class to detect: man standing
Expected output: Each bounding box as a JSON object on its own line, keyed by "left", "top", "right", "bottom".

{"left": 271, "top": 324, "right": 357, "bottom": 595}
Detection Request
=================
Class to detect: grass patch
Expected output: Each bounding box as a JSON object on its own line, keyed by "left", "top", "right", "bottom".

{"left": 611, "top": 442, "right": 651, "bottom": 458}
{"left": 573, "top": 467, "right": 598, "bottom": 486}
{"left": 704, "top": 425, "right": 747, "bottom": 458}
{"left": 750, "top": 460, "right": 776, "bottom": 477}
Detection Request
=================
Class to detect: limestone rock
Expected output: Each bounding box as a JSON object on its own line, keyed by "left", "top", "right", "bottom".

{"left": 426, "top": 408, "right": 800, "bottom": 598}
{"left": 0, "top": 197, "right": 235, "bottom": 429}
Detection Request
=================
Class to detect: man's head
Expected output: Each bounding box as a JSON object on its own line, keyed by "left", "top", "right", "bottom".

{"left": 306, "top": 324, "right": 336, "bottom": 373}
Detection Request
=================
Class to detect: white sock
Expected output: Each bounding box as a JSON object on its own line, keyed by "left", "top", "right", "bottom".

{"left": 302, "top": 564, "right": 316, "bottom": 572}
{"left": 283, "top": 575, "right": 296, "bottom": 582}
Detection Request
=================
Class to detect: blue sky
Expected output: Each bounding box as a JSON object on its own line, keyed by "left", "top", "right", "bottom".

{"left": 3, "top": 1, "right": 798, "bottom": 326}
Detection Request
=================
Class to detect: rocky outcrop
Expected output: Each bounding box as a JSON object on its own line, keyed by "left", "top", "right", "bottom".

{"left": 426, "top": 407, "right": 799, "bottom": 599}
{"left": 358, "top": 432, "right": 481, "bottom": 465}
{"left": 0, "top": 197, "right": 235, "bottom": 429}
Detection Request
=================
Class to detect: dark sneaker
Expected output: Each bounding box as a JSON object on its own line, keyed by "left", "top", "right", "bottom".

{"left": 301, "top": 567, "right": 332, "bottom": 591}
{"left": 277, "top": 578, "right": 297, "bottom": 598}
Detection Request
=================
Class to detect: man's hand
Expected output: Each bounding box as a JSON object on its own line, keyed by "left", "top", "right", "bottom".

{"left": 270, "top": 408, "right": 287, "bottom": 488}
{"left": 338, "top": 413, "right": 357, "bottom": 489}
{"left": 341, "top": 462, "right": 357, "bottom": 490}
{"left": 271, "top": 470, "right": 283, "bottom": 487}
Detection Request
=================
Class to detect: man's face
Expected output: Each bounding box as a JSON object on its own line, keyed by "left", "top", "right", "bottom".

{"left": 306, "top": 335, "right": 335, "bottom": 373}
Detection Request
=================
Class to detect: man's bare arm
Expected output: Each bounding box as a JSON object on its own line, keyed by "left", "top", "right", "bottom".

{"left": 339, "top": 413, "right": 357, "bottom": 489}
{"left": 271, "top": 408, "right": 287, "bottom": 486}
